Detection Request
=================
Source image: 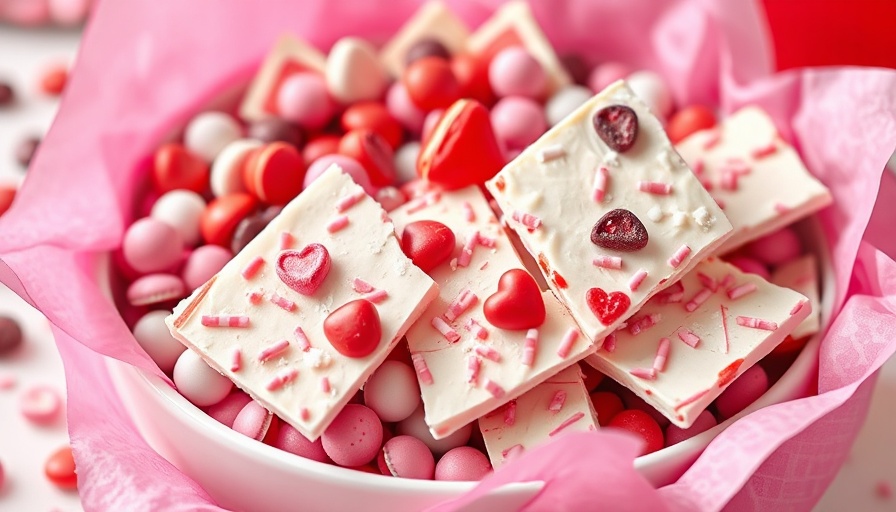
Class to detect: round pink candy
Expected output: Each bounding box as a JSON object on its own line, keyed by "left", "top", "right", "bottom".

{"left": 421, "top": 109, "right": 444, "bottom": 142}
{"left": 375, "top": 186, "right": 407, "bottom": 213}
{"left": 127, "top": 273, "right": 186, "bottom": 307}
{"left": 4, "top": 0, "right": 51, "bottom": 25}
{"left": 378, "top": 435, "right": 435, "bottom": 479}
{"left": 726, "top": 255, "right": 771, "bottom": 281}
{"left": 715, "top": 364, "right": 769, "bottom": 420}
{"left": 123, "top": 217, "right": 184, "bottom": 274}
{"left": 490, "top": 96, "right": 547, "bottom": 149}
{"left": 232, "top": 401, "right": 273, "bottom": 441}
{"left": 489, "top": 47, "right": 547, "bottom": 99}
{"left": 206, "top": 391, "right": 253, "bottom": 427}
{"left": 747, "top": 228, "right": 803, "bottom": 266}
{"left": 386, "top": 82, "right": 425, "bottom": 134}
{"left": 435, "top": 446, "right": 492, "bottom": 481}
{"left": 182, "top": 245, "right": 232, "bottom": 291}
{"left": 364, "top": 360, "right": 420, "bottom": 423}
{"left": 19, "top": 386, "right": 62, "bottom": 424}
{"left": 664, "top": 410, "right": 717, "bottom": 446}
{"left": 276, "top": 423, "right": 330, "bottom": 463}
{"left": 151, "top": 189, "right": 206, "bottom": 247}
{"left": 276, "top": 73, "right": 334, "bottom": 130}
{"left": 132, "top": 310, "right": 187, "bottom": 373}
{"left": 173, "top": 349, "right": 233, "bottom": 407}
{"left": 321, "top": 404, "right": 383, "bottom": 467}
{"left": 304, "top": 155, "right": 374, "bottom": 195}
{"left": 49, "top": 0, "right": 90, "bottom": 25}
{"left": 396, "top": 406, "right": 472, "bottom": 455}
{"left": 588, "top": 61, "right": 632, "bottom": 93}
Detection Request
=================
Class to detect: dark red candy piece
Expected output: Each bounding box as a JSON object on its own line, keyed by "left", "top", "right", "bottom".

{"left": 338, "top": 129, "right": 396, "bottom": 187}
{"left": 483, "top": 269, "right": 545, "bottom": 330}
{"left": 585, "top": 287, "right": 631, "bottom": 325}
{"left": 0, "top": 315, "right": 23, "bottom": 355}
{"left": 405, "top": 38, "right": 451, "bottom": 66}
{"left": 400, "top": 220, "right": 456, "bottom": 272}
{"left": 591, "top": 208, "right": 648, "bottom": 252}
{"left": 593, "top": 105, "right": 639, "bottom": 152}
{"left": 276, "top": 243, "right": 331, "bottom": 296}
{"left": 323, "top": 299, "right": 382, "bottom": 358}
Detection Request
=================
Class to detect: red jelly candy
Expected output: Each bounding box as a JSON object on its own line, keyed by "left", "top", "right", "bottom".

{"left": 590, "top": 391, "right": 624, "bottom": 427}
{"left": 417, "top": 99, "right": 504, "bottom": 190}
{"left": 338, "top": 129, "right": 397, "bottom": 187}
{"left": 591, "top": 208, "right": 648, "bottom": 252}
{"left": 400, "top": 220, "right": 456, "bottom": 272}
{"left": 402, "top": 56, "right": 462, "bottom": 112}
{"left": 341, "top": 102, "right": 405, "bottom": 150}
{"left": 45, "top": 445, "right": 77, "bottom": 490}
{"left": 276, "top": 243, "right": 331, "bottom": 296}
{"left": 608, "top": 409, "right": 664, "bottom": 456}
{"left": 200, "top": 193, "right": 258, "bottom": 247}
{"left": 667, "top": 105, "right": 717, "bottom": 144}
{"left": 585, "top": 287, "right": 631, "bottom": 325}
{"left": 593, "top": 105, "right": 639, "bottom": 152}
{"left": 324, "top": 299, "right": 382, "bottom": 358}
{"left": 483, "top": 269, "right": 545, "bottom": 330}
{"left": 243, "top": 142, "right": 306, "bottom": 205}
{"left": 153, "top": 143, "right": 210, "bottom": 194}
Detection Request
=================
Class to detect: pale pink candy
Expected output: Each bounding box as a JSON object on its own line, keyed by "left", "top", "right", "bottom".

{"left": 231, "top": 401, "right": 273, "bottom": 441}
{"left": 19, "top": 386, "right": 62, "bottom": 424}
{"left": 435, "top": 447, "right": 492, "bottom": 482}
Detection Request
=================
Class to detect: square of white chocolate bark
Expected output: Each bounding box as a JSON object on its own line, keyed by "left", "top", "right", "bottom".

{"left": 389, "top": 186, "right": 593, "bottom": 439}
{"left": 486, "top": 80, "right": 733, "bottom": 347}
{"left": 478, "top": 364, "right": 598, "bottom": 469}
{"left": 586, "top": 257, "right": 810, "bottom": 427}
{"left": 771, "top": 254, "right": 821, "bottom": 340}
{"left": 239, "top": 34, "right": 327, "bottom": 122}
{"left": 167, "top": 166, "right": 438, "bottom": 440}
{"left": 379, "top": 1, "right": 470, "bottom": 77}
{"left": 675, "top": 106, "right": 832, "bottom": 254}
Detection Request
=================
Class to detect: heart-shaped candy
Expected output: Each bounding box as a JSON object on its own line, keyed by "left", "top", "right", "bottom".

{"left": 325, "top": 37, "right": 388, "bottom": 104}
{"left": 276, "top": 243, "right": 331, "bottom": 296}
{"left": 323, "top": 299, "right": 382, "bottom": 358}
{"left": 593, "top": 104, "right": 639, "bottom": 152}
{"left": 591, "top": 208, "right": 649, "bottom": 252}
{"left": 483, "top": 269, "right": 546, "bottom": 330}
{"left": 586, "top": 287, "right": 631, "bottom": 325}
{"left": 400, "top": 220, "right": 456, "bottom": 272}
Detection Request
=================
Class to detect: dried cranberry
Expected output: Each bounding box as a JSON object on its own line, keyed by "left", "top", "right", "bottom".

{"left": 591, "top": 208, "right": 648, "bottom": 252}
{"left": 593, "top": 105, "right": 639, "bottom": 152}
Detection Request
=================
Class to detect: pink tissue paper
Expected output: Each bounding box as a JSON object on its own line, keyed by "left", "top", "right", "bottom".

{"left": 0, "top": 0, "right": 895, "bottom": 510}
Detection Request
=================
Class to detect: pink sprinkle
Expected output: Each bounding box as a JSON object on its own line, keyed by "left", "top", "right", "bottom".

{"left": 279, "top": 232, "right": 295, "bottom": 250}
{"left": 201, "top": 315, "right": 250, "bottom": 328}
{"left": 697, "top": 272, "right": 718, "bottom": 292}
{"left": 548, "top": 391, "right": 567, "bottom": 413}
{"left": 300, "top": 407, "right": 310, "bottom": 421}
{"left": 336, "top": 189, "right": 365, "bottom": 212}
{"left": 504, "top": 400, "right": 517, "bottom": 426}
{"left": 522, "top": 329, "right": 538, "bottom": 366}
{"left": 484, "top": 379, "right": 505, "bottom": 399}
{"left": 751, "top": 142, "right": 777, "bottom": 159}
{"left": 266, "top": 369, "right": 298, "bottom": 391}
{"left": 603, "top": 333, "right": 617, "bottom": 353}
{"left": 548, "top": 412, "right": 585, "bottom": 437}
{"left": 405, "top": 190, "right": 442, "bottom": 214}
{"left": 431, "top": 316, "right": 460, "bottom": 343}
{"left": 477, "top": 235, "right": 496, "bottom": 248}
{"left": 270, "top": 293, "right": 297, "bottom": 312}
{"left": 326, "top": 215, "right": 349, "bottom": 233}
{"left": 0, "top": 374, "right": 15, "bottom": 390}
{"left": 593, "top": 255, "right": 623, "bottom": 270}
{"left": 352, "top": 278, "right": 374, "bottom": 293}
{"left": 774, "top": 203, "right": 790, "bottom": 213}
{"left": 719, "top": 274, "right": 735, "bottom": 289}
{"left": 677, "top": 328, "right": 701, "bottom": 348}
{"left": 629, "top": 313, "right": 662, "bottom": 336}
{"left": 736, "top": 316, "right": 778, "bottom": 331}
{"left": 464, "top": 318, "right": 489, "bottom": 340}
{"left": 466, "top": 355, "right": 481, "bottom": 384}
{"left": 457, "top": 231, "right": 479, "bottom": 268}
{"left": 674, "top": 389, "right": 710, "bottom": 411}
{"left": 246, "top": 290, "right": 264, "bottom": 305}
{"left": 630, "top": 367, "right": 657, "bottom": 380}
{"left": 479, "top": 261, "right": 489, "bottom": 271}
{"left": 685, "top": 288, "right": 713, "bottom": 312}
{"left": 702, "top": 129, "right": 721, "bottom": 149}
{"left": 727, "top": 282, "right": 758, "bottom": 300}
{"left": 512, "top": 210, "right": 542, "bottom": 230}
{"left": 321, "top": 377, "right": 331, "bottom": 393}
{"left": 445, "top": 288, "right": 478, "bottom": 322}
{"left": 655, "top": 281, "right": 685, "bottom": 304}
{"left": 475, "top": 345, "right": 501, "bottom": 362}
{"left": 294, "top": 326, "right": 311, "bottom": 351}
{"left": 700, "top": 176, "right": 714, "bottom": 191}
{"left": 628, "top": 269, "right": 648, "bottom": 291}
{"left": 790, "top": 301, "right": 806, "bottom": 315}
{"left": 462, "top": 201, "right": 476, "bottom": 222}
{"left": 721, "top": 304, "right": 731, "bottom": 354}
{"left": 667, "top": 245, "right": 691, "bottom": 269}
{"left": 502, "top": 444, "right": 525, "bottom": 460}
{"left": 638, "top": 181, "right": 673, "bottom": 195}
{"left": 556, "top": 327, "right": 579, "bottom": 358}
{"left": 692, "top": 159, "right": 705, "bottom": 175}
{"left": 230, "top": 348, "right": 241, "bottom": 372}
{"left": 653, "top": 337, "right": 671, "bottom": 372}
{"left": 364, "top": 289, "right": 389, "bottom": 303}
{"left": 258, "top": 339, "right": 290, "bottom": 362}
{"left": 723, "top": 157, "right": 750, "bottom": 175}
{"left": 592, "top": 166, "right": 609, "bottom": 202}
{"left": 412, "top": 353, "right": 434, "bottom": 385}
{"left": 720, "top": 170, "right": 739, "bottom": 191}
{"left": 241, "top": 256, "right": 265, "bottom": 280}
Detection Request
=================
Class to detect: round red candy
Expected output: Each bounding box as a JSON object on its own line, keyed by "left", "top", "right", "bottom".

{"left": 590, "top": 391, "right": 624, "bottom": 427}
{"left": 667, "top": 105, "right": 717, "bottom": 144}
{"left": 338, "top": 129, "right": 396, "bottom": 187}
{"left": 402, "top": 56, "right": 461, "bottom": 112}
{"left": 200, "top": 193, "right": 258, "bottom": 247}
{"left": 400, "top": 220, "right": 456, "bottom": 272}
{"left": 0, "top": 186, "right": 16, "bottom": 216}
{"left": 608, "top": 409, "right": 664, "bottom": 456}
{"left": 450, "top": 53, "right": 494, "bottom": 106}
{"left": 302, "top": 135, "right": 341, "bottom": 166}
{"left": 243, "top": 142, "right": 306, "bottom": 205}
{"left": 153, "top": 143, "right": 210, "bottom": 194}
{"left": 40, "top": 65, "right": 68, "bottom": 96}
{"left": 341, "top": 102, "right": 405, "bottom": 149}
{"left": 45, "top": 446, "right": 77, "bottom": 490}
{"left": 323, "top": 299, "right": 382, "bottom": 358}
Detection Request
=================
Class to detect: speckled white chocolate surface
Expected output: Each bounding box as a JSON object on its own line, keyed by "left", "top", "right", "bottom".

{"left": 675, "top": 106, "right": 833, "bottom": 254}
{"left": 389, "top": 186, "right": 593, "bottom": 440}
{"left": 586, "top": 257, "right": 810, "bottom": 428}
{"left": 486, "top": 80, "right": 733, "bottom": 347}
{"left": 167, "top": 166, "right": 437, "bottom": 440}
{"left": 379, "top": 1, "right": 470, "bottom": 77}
{"left": 478, "top": 364, "right": 598, "bottom": 469}
{"left": 771, "top": 254, "right": 821, "bottom": 340}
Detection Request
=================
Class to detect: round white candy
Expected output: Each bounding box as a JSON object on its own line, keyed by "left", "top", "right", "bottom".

{"left": 173, "top": 349, "right": 233, "bottom": 407}
{"left": 626, "top": 70, "right": 673, "bottom": 119}
{"left": 210, "top": 139, "right": 261, "bottom": 198}
{"left": 394, "top": 142, "right": 420, "bottom": 184}
{"left": 396, "top": 406, "right": 472, "bottom": 455}
{"left": 545, "top": 85, "right": 593, "bottom": 126}
{"left": 184, "top": 111, "right": 242, "bottom": 162}
{"left": 132, "top": 310, "right": 187, "bottom": 373}
{"left": 150, "top": 190, "right": 206, "bottom": 247}
{"left": 363, "top": 361, "right": 420, "bottom": 422}
{"left": 326, "top": 37, "right": 388, "bottom": 104}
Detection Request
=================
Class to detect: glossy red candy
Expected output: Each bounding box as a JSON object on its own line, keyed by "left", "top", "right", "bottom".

{"left": 402, "top": 56, "right": 461, "bottom": 112}
{"left": 450, "top": 53, "right": 495, "bottom": 106}
{"left": 276, "top": 243, "right": 331, "bottom": 296}
{"left": 585, "top": 287, "right": 631, "bottom": 326}
{"left": 667, "top": 105, "right": 717, "bottom": 144}
{"left": 323, "top": 299, "right": 382, "bottom": 358}
{"left": 483, "top": 269, "right": 545, "bottom": 330}
{"left": 303, "top": 135, "right": 341, "bottom": 166}
{"left": 400, "top": 220, "right": 456, "bottom": 272}
{"left": 243, "top": 142, "right": 306, "bottom": 205}
{"left": 593, "top": 105, "right": 639, "bottom": 152}
{"left": 200, "top": 193, "right": 258, "bottom": 247}
{"left": 45, "top": 445, "right": 77, "bottom": 490}
{"left": 590, "top": 391, "right": 624, "bottom": 427}
{"left": 341, "top": 102, "right": 405, "bottom": 149}
{"left": 608, "top": 409, "right": 664, "bottom": 455}
{"left": 591, "top": 208, "right": 649, "bottom": 252}
{"left": 153, "top": 143, "right": 210, "bottom": 194}
{"left": 0, "top": 186, "right": 16, "bottom": 216}
{"left": 338, "top": 129, "right": 396, "bottom": 187}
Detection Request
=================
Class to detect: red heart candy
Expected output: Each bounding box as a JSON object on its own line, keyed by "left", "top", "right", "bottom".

{"left": 483, "top": 269, "right": 545, "bottom": 330}
{"left": 400, "top": 220, "right": 456, "bottom": 272}
{"left": 276, "top": 243, "right": 331, "bottom": 296}
{"left": 323, "top": 299, "right": 382, "bottom": 358}
{"left": 586, "top": 288, "right": 631, "bottom": 325}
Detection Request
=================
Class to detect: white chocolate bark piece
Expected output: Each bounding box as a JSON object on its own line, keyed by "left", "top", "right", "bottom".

{"left": 466, "top": 1, "right": 571, "bottom": 94}
{"left": 478, "top": 365, "right": 598, "bottom": 469}
{"left": 486, "top": 80, "right": 733, "bottom": 347}
{"left": 675, "top": 107, "right": 833, "bottom": 254}
{"left": 586, "top": 257, "right": 810, "bottom": 428}
{"left": 239, "top": 34, "right": 327, "bottom": 122}
{"left": 390, "top": 186, "right": 593, "bottom": 439}
{"left": 166, "top": 166, "right": 437, "bottom": 440}
{"left": 379, "top": 1, "right": 470, "bottom": 77}
{"left": 770, "top": 255, "right": 820, "bottom": 340}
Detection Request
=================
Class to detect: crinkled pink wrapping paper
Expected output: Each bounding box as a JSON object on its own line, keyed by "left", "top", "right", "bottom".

{"left": 1, "top": 0, "right": 895, "bottom": 510}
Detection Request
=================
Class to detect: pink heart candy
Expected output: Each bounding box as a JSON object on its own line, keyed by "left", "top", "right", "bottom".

{"left": 276, "top": 243, "right": 331, "bottom": 296}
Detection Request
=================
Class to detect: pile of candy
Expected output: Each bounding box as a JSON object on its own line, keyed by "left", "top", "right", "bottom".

{"left": 117, "top": 2, "right": 830, "bottom": 480}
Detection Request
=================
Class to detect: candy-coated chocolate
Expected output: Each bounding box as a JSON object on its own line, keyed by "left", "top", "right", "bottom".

{"left": 590, "top": 391, "right": 624, "bottom": 427}
{"left": 326, "top": 37, "right": 388, "bottom": 104}
{"left": 304, "top": 155, "right": 374, "bottom": 195}
{"left": 248, "top": 118, "right": 305, "bottom": 147}
{"left": 626, "top": 70, "right": 673, "bottom": 118}
{"left": 122, "top": 217, "right": 184, "bottom": 274}
{"left": 667, "top": 105, "right": 717, "bottom": 144}
{"left": 126, "top": 273, "right": 186, "bottom": 307}
{"left": 44, "top": 446, "right": 77, "bottom": 490}
{"left": 338, "top": 129, "right": 397, "bottom": 187}
{"left": 435, "top": 446, "right": 492, "bottom": 481}
{"left": 182, "top": 245, "right": 232, "bottom": 291}
{"left": 386, "top": 82, "right": 426, "bottom": 134}
{"left": 132, "top": 310, "right": 187, "bottom": 373}
{"left": 747, "top": 228, "right": 803, "bottom": 266}
{"left": 396, "top": 406, "right": 472, "bottom": 455}
{"left": 152, "top": 143, "right": 209, "bottom": 194}
{"left": 664, "top": 410, "right": 717, "bottom": 446}
{"left": 0, "top": 316, "right": 23, "bottom": 356}
{"left": 715, "top": 364, "right": 769, "bottom": 420}
{"left": 206, "top": 391, "right": 253, "bottom": 428}
{"left": 394, "top": 142, "right": 421, "bottom": 184}
{"left": 14, "top": 136, "right": 40, "bottom": 168}
{"left": 276, "top": 243, "right": 331, "bottom": 296}
{"left": 405, "top": 38, "right": 451, "bottom": 66}
{"left": 607, "top": 409, "right": 664, "bottom": 456}
{"left": 275, "top": 423, "right": 330, "bottom": 463}
{"left": 402, "top": 56, "right": 461, "bottom": 112}
{"left": 19, "top": 386, "right": 62, "bottom": 424}
{"left": 184, "top": 111, "right": 242, "bottom": 162}
{"left": 172, "top": 349, "right": 234, "bottom": 407}
{"left": 200, "top": 193, "right": 258, "bottom": 247}
{"left": 363, "top": 360, "right": 421, "bottom": 423}
{"left": 151, "top": 190, "right": 206, "bottom": 247}
{"left": 545, "top": 85, "right": 593, "bottom": 127}
{"left": 483, "top": 269, "right": 546, "bottom": 330}
{"left": 341, "top": 102, "right": 405, "bottom": 149}
{"left": 0, "top": 82, "right": 14, "bottom": 106}
{"left": 302, "top": 134, "right": 341, "bottom": 166}
{"left": 40, "top": 65, "right": 67, "bottom": 96}
{"left": 232, "top": 400, "right": 274, "bottom": 441}
{"left": 490, "top": 96, "right": 546, "bottom": 149}
{"left": 243, "top": 142, "right": 306, "bottom": 205}
{"left": 587, "top": 62, "right": 632, "bottom": 93}
{"left": 450, "top": 53, "right": 494, "bottom": 106}
{"left": 277, "top": 72, "right": 334, "bottom": 129}
{"left": 0, "top": 186, "right": 15, "bottom": 216}
{"left": 559, "top": 53, "right": 590, "bottom": 86}
{"left": 323, "top": 299, "right": 381, "bottom": 358}
{"left": 321, "top": 404, "right": 384, "bottom": 467}
{"left": 210, "top": 139, "right": 260, "bottom": 198}
{"left": 230, "top": 206, "right": 282, "bottom": 254}
{"left": 489, "top": 47, "right": 547, "bottom": 99}
{"left": 400, "top": 220, "right": 456, "bottom": 273}
{"left": 379, "top": 435, "right": 435, "bottom": 479}
{"left": 726, "top": 255, "right": 771, "bottom": 281}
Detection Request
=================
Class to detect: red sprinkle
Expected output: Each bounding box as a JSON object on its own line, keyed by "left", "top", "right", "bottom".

{"left": 321, "top": 376, "right": 331, "bottom": 393}
{"left": 522, "top": 328, "right": 538, "bottom": 366}
{"left": 653, "top": 337, "right": 671, "bottom": 372}
{"left": 677, "top": 328, "right": 701, "bottom": 348}
{"left": 241, "top": 256, "right": 265, "bottom": 280}
{"left": 431, "top": 316, "right": 460, "bottom": 342}
{"left": 548, "top": 391, "right": 567, "bottom": 413}
{"left": 736, "top": 316, "right": 778, "bottom": 331}
{"left": 294, "top": 326, "right": 311, "bottom": 351}
{"left": 548, "top": 412, "right": 586, "bottom": 436}
{"left": 258, "top": 339, "right": 290, "bottom": 362}
{"left": 484, "top": 379, "right": 505, "bottom": 399}
{"left": 512, "top": 210, "right": 542, "bottom": 230}
{"left": 685, "top": 288, "right": 713, "bottom": 312}
{"left": 231, "top": 348, "right": 242, "bottom": 372}
{"left": 336, "top": 189, "right": 365, "bottom": 213}
{"left": 504, "top": 400, "right": 517, "bottom": 426}
{"left": 630, "top": 367, "right": 657, "bottom": 380}
{"left": 462, "top": 201, "right": 476, "bottom": 222}
{"left": 467, "top": 355, "right": 481, "bottom": 384}
{"left": 717, "top": 358, "right": 744, "bottom": 387}
{"left": 727, "top": 282, "right": 757, "bottom": 300}
{"left": 667, "top": 245, "right": 691, "bottom": 269}
{"left": 279, "top": 232, "right": 296, "bottom": 250}
{"left": 674, "top": 389, "right": 711, "bottom": 411}
{"left": 326, "top": 215, "right": 350, "bottom": 233}
{"left": 637, "top": 181, "right": 673, "bottom": 195}
{"left": 556, "top": 328, "right": 579, "bottom": 358}
{"left": 751, "top": 142, "right": 777, "bottom": 159}
{"left": 270, "top": 293, "right": 297, "bottom": 312}
{"left": 412, "top": 353, "right": 434, "bottom": 385}
{"left": 266, "top": 369, "right": 298, "bottom": 391}
{"left": 593, "top": 166, "right": 610, "bottom": 203}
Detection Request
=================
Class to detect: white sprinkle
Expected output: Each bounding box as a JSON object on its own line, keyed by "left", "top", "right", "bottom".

{"left": 537, "top": 144, "right": 566, "bottom": 163}
{"left": 672, "top": 211, "right": 689, "bottom": 227}
{"left": 693, "top": 207, "right": 713, "bottom": 228}
{"left": 602, "top": 150, "right": 619, "bottom": 167}
{"left": 647, "top": 206, "right": 664, "bottom": 222}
